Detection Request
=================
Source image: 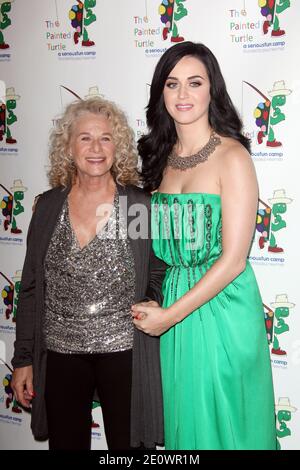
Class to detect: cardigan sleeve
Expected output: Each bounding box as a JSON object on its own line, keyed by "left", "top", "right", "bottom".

{"left": 11, "top": 207, "right": 38, "bottom": 369}
{"left": 145, "top": 247, "right": 166, "bottom": 305}
{"left": 145, "top": 194, "right": 166, "bottom": 305}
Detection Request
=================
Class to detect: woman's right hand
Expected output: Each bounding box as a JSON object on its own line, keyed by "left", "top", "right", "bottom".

{"left": 11, "top": 365, "right": 34, "bottom": 408}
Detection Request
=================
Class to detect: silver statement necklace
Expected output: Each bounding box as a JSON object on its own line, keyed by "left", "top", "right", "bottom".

{"left": 167, "top": 131, "right": 221, "bottom": 171}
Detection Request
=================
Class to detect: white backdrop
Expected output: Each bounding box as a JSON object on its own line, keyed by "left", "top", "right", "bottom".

{"left": 0, "top": 0, "right": 299, "bottom": 450}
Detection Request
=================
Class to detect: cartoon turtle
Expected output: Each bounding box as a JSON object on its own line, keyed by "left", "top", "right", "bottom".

{"left": 259, "top": 0, "right": 290, "bottom": 37}
{"left": 10, "top": 179, "right": 27, "bottom": 233}
{"left": 0, "top": 0, "right": 13, "bottom": 49}
{"left": 256, "top": 189, "right": 292, "bottom": 253}
{"left": 255, "top": 81, "right": 291, "bottom": 147}
{"left": 270, "top": 294, "right": 294, "bottom": 356}
{"left": 1, "top": 180, "right": 27, "bottom": 234}
{"left": 0, "top": 86, "right": 20, "bottom": 144}
{"left": 159, "top": 0, "right": 188, "bottom": 43}
{"left": 275, "top": 397, "right": 297, "bottom": 449}
{"left": 244, "top": 80, "right": 291, "bottom": 148}
{"left": 69, "top": 0, "right": 96, "bottom": 47}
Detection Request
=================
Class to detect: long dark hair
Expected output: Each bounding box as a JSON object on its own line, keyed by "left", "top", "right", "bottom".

{"left": 138, "top": 41, "right": 250, "bottom": 191}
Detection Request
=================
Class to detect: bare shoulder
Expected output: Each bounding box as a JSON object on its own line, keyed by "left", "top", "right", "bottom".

{"left": 216, "top": 137, "right": 257, "bottom": 194}
{"left": 217, "top": 137, "right": 252, "bottom": 167}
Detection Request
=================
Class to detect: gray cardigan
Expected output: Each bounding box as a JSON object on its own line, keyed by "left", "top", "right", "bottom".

{"left": 12, "top": 184, "right": 165, "bottom": 448}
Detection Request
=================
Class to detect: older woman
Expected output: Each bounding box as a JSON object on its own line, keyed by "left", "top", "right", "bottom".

{"left": 11, "top": 97, "right": 164, "bottom": 450}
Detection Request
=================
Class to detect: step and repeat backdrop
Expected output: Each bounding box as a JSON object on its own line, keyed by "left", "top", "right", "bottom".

{"left": 0, "top": 0, "right": 299, "bottom": 450}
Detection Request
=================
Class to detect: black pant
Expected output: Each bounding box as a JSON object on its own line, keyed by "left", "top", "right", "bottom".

{"left": 45, "top": 349, "right": 132, "bottom": 450}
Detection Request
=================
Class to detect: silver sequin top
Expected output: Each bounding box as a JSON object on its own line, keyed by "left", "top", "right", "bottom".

{"left": 43, "top": 192, "right": 136, "bottom": 354}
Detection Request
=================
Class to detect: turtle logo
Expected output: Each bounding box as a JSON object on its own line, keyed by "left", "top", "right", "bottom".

{"left": 1, "top": 269, "right": 21, "bottom": 323}
{"left": 69, "top": 0, "right": 96, "bottom": 47}
{"left": 275, "top": 397, "right": 297, "bottom": 449}
{"left": 0, "top": 0, "right": 13, "bottom": 50}
{"left": 258, "top": 0, "right": 290, "bottom": 37}
{"left": 159, "top": 0, "right": 188, "bottom": 43}
{"left": 244, "top": 80, "right": 291, "bottom": 148}
{"left": 0, "top": 86, "right": 20, "bottom": 144}
{"left": 264, "top": 294, "right": 294, "bottom": 356}
{"left": 0, "top": 180, "right": 27, "bottom": 234}
{"left": 256, "top": 189, "right": 292, "bottom": 253}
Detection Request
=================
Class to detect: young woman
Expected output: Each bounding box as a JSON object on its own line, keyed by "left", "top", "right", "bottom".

{"left": 132, "top": 42, "right": 277, "bottom": 450}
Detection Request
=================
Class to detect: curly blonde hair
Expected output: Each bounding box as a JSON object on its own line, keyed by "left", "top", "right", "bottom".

{"left": 48, "top": 97, "right": 139, "bottom": 187}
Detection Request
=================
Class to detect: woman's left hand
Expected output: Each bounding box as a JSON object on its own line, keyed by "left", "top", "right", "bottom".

{"left": 131, "top": 301, "right": 173, "bottom": 336}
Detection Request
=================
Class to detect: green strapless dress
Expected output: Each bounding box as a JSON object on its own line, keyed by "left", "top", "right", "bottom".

{"left": 152, "top": 192, "right": 276, "bottom": 450}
